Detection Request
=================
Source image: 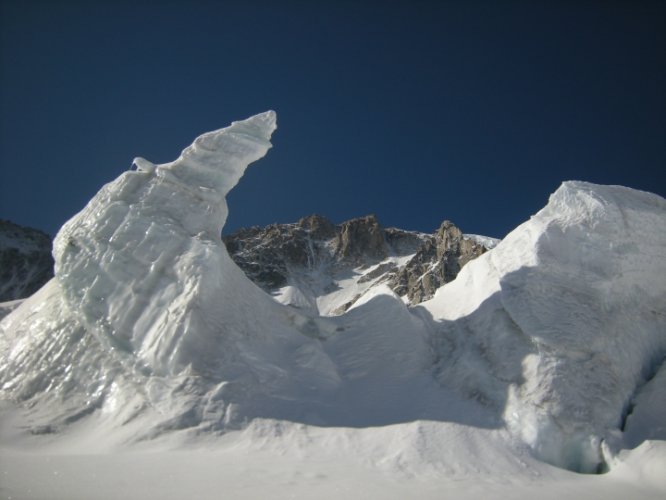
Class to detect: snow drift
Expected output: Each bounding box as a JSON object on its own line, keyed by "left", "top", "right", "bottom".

{"left": 1, "top": 112, "right": 665, "bottom": 477}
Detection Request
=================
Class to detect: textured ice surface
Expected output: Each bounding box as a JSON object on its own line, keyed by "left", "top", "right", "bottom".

{"left": 421, "top": 181, "right": 666, "bottom": 471}
{"left": 51, "top": 111, "right": 278, "bottom": 376}
{"left": 1, "top": 111, "right": 665, "bottom": 481}
{"left": 0, "top": 112, "right": 448, "bottom": 440}
{"left": 1, "top": 112, "right": 297, "bottom": 435}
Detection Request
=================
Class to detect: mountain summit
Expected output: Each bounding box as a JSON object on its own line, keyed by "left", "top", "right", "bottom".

{"left": 224, "top": 214, "right": 496, "bottom": 315}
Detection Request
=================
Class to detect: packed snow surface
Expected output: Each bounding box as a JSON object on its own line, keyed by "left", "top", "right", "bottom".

{"left": 1, "top": 111, "right": 665, "bottom": 498}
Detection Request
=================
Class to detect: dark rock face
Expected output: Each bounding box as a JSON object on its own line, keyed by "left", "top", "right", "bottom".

{"left": 388, "top": 221, "right": 487, "bottom": 303}
{"left": 297, "top": 214, "right": 336, "bottom": 240}
{"left": 224, "top": 214, "right": 494, "bottom": 310}
{"left": 0, "top": 220, "right": 54, "bottom": 301}
{"left": 334, "top": 215, "right": 387, "bottom": 263}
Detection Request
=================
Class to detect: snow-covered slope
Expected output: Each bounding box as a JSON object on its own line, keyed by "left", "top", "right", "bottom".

{"left": 1, "top": 111, "right": 665, "bottom": 497}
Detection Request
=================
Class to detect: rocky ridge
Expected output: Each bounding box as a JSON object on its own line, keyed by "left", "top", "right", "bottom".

{"left": 0, "top": 220, "right": 54, "bottom": 302}
{"left": 224, "top": 214, "right": 496, "bottom": 314}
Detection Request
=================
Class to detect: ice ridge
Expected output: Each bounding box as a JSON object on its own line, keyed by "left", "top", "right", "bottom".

{"left": 50, "top": 111, "right": 277, "bottom": 374}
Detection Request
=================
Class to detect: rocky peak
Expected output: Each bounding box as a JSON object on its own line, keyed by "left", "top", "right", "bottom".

{"left": 224, "top": 214, "right": 495, "bottom": 314}
{"left": 388, "top": 219, "right": 488, "bottom": 303}
{"left": 334, "top": 214, "right": 387, "bottom": 263}
{"left": 436, "top": 220, "right": 463, "bottom": 255}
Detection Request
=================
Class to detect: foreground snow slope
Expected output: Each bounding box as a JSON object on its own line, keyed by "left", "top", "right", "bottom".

{"left": 2, "top": 425, "right": 665, "bottom": 500}
{"left": 1, "top": 111, "right": 665, "bottom": 498}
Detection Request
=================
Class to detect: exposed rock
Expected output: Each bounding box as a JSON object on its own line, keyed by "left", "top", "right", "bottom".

{"left": 297, "top": 214, "right": 337, "bottom": 240}
{"left": 0, "top": 220, "right": 54, "bottom": 301}
{"left": 384, "top": 227, "right": 427, "bottom": 255}
{"left": 334, "top": 214, "right": 387, "bottom": 263}
{"left": 223, "top": 216, "right": 336, "bottom": 290}
{"left": 389, "top": 220, "right": 487, "bottom": 303}
{"left": 224, "top": 215, "right": 493, "bottom": 312}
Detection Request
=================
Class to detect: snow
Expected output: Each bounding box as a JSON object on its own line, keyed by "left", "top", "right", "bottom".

{"left": 268, "top": 245, "right": 417, "bottom": 317}
{"left": 1, "top": 428, "right": 665, "bottom": 499}
{"left": 0, "top": 300, "right": 23, "bottom": 321}
{"left": 1, "top": 112, "right": 665, "bottom": 498}
{"left": 463, "top": 233, "right": 500, "bottom": 249}
{"left": 421, "top": 181, "right": 666, "bottom": 472}
{"left": 622, "top": 359, "right": 666, "bottom": 447}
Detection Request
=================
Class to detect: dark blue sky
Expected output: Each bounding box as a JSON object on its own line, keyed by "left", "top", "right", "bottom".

{"left": 1, "top": 0, "right": 664, "bottom": 239}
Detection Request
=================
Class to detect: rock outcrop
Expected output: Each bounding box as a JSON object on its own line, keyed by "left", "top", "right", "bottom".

{"left": 389, "top": 221, "right": 487, "bottom": 303}
{"left": 224, "top": 214, "right": 495, "bottom": 312}
{"left": 0, "top": 220, "right": 54, "bottom": 301}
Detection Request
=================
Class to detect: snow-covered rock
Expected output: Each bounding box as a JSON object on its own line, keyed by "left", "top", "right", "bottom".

{"left": 223, "top": 214, "right": 492, "bottom": 315}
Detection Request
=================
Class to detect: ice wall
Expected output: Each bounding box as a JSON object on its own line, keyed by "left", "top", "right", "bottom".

{"left": 423, "top": 181, "right": 666, "bottom": 472}
{"left": 51, "top": 111, "right": 277, "bottom": 376}
{"left": 1, "top": 112, "right": 326, "bottom": 435}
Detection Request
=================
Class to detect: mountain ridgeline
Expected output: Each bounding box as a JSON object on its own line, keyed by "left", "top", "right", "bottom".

{"left": 224, "top": 214, "right": 496, "bottom": 314}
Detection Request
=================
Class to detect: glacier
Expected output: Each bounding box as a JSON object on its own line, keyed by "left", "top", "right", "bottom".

{"left": 1, "top": 111, "right": 665, "bottom": 496}
{"left": 420, "top": 181, "right": 666, "bottom": 471}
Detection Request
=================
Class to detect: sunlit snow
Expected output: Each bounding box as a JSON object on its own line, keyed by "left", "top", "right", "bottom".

{"left": 1, "top": 112, "right": 665, "bottom": 499}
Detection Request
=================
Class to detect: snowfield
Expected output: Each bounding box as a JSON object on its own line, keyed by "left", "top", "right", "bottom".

{"left": 1, "top": 111, "right": 665, "bottom": 498}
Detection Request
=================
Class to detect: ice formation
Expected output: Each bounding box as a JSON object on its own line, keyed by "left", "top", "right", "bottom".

{"left": 51, "top": 110, "right": 279, "bottom": 376}
{"left": 1, "top": 111, "right": 665, "bottom": 477}
{"left": 0, "top": 111, "right": 311, "bottom": 432}
{"left": 421, "top": 181, "right": 666, "bottom": 471}
{"left": 0, "top": 112, "right": 437, "bottom": 437}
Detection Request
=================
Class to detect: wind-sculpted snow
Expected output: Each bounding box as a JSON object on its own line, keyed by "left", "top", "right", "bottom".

{"left": 51, "top": 111, "right": 277, "bottom": 375}
{"left": 421, "top": 181, "right": 666, "bottom": 472}
{"left": 1, "top": 111, "right": 665, "bottom": 482}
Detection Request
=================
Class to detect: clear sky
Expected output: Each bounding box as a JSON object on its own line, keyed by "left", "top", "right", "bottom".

{"left": 1, "top": 0, "right": 664, "bottom": 239}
